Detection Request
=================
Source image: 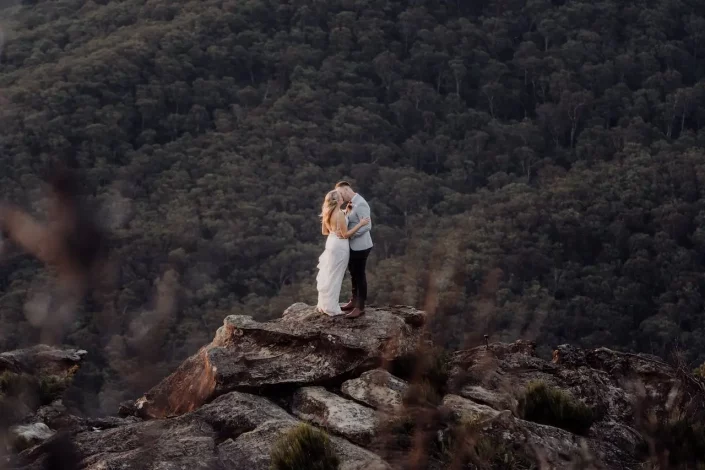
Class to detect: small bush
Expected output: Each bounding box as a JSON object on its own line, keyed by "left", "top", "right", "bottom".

{"left": 39, "top": 375, "right": 68, "bottom": 404}
{"left": 0, "top": 371, "right": 69, "bottom": 407}
{"left": 270, "top": 424, "right": 339, "bottom": 470}
{"left": 693, "top": 362, "right": 705, "bottom": 378}
{"left": 518, "top": 381, "right": 594, "bottom": 435}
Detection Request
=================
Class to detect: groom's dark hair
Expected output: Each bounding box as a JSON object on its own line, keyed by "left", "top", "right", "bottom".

{"left": 335, "top": 180, "right": 351, "bottom": 188}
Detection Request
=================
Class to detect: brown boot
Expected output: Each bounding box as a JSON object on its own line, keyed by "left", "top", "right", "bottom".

{"left": 341, "top": 300, "right": 356, "bottom": 311}
{"left": 344, "top": 308, "right": 365, "bottom": 319}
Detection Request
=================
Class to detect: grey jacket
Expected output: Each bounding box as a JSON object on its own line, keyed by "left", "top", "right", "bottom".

{"left": 347, "top": 193, "right": 373, "bottom": 251}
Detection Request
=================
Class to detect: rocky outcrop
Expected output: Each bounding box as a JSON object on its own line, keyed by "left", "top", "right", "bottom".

{"left": 0, "top": 345, "right": 87, "bottom": 378}
{"left": 448, "top": 340, "right": 699, "bottom": 431}
{"left": 130, "top": 303, "right": 426, "bottom": 419}
{"left": 14, "top": 391, "right": 388, "bottom": 470}
{"left": 442, "top": 393, "right": 631, "bottom": 468}
{"left": 5, "top": 305, "right": 704, "bottom": 470}
{"left": 0, "top": 346, "right": 87, "bottom": 430}
{"left": 445, "top": 340, "right": 705, "bottom": 468}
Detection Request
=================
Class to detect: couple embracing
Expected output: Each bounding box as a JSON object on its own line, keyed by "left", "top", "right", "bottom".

{"left": 316, "top": 181, "right": 372, "bottom": 318}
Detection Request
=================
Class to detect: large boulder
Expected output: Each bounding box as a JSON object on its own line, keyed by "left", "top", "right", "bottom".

{"left": 0, "top": 346, "right": 88, "bottom": 431}
{"left": 550, "top": 344, "right": 693, "bottom": 422}
{"left": 16, "top": 391, "right": 390, "bottom": 470}
{"left": 0, "top": 345, "right": 87, "bottom": 378}
{"left": 341, "top": 369, "right": 408, "bottom": 411}
{"left": 456, "top": 384, "right": 516, "bottom": 412}
{"left": 442, "top": 394, "right": 631, "bottom": 469}
{"left": 130, "top": 303, "right": 426, "bottom": 418}
{"left": 219, "top": 420, "right": 390, "bottom": 470}
{"left": 445, "top": 340, "right": 705, "bottom": 468}
{"left": 292, "top": 387, "right": 379, "bottom": 445}
{"left": 447, "top": 341, "right": 697, "bottom": 430}
{"left": 442, "top": 394, "right": 501, "bottom": 421}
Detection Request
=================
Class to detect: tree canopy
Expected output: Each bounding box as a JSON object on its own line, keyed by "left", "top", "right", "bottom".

{"left": 2, "top": 0, "right": 705, "bottom": 413}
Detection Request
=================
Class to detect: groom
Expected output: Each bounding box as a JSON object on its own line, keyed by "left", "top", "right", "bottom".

{"left": 335, "top": 181, "right": 372, "bottom": 319}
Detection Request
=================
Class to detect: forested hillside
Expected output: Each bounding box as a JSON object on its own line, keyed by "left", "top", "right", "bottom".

{"left": 2, "top": 0, "right": 705, "bottom": 414}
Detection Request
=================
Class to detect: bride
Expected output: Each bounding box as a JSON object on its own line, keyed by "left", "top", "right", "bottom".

{"left": 316, "top": 189, "right": 370, "bottom": 316}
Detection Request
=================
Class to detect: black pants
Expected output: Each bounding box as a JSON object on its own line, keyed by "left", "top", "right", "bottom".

{"left": 348, "top": 247, "right": 372, "bottom": 310}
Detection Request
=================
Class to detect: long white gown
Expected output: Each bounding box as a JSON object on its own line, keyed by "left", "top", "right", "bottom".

{"left": 316, "top": 214, "right": 350, "bottom": 316}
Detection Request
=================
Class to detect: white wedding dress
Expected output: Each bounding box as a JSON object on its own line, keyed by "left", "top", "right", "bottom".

{"left": 316, "top": 213, "right": 350, "bottom": 316}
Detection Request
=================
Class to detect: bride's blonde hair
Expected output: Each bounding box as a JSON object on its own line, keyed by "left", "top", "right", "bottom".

{"left": 320, "top": 190, "right": 342, "bottom": 235}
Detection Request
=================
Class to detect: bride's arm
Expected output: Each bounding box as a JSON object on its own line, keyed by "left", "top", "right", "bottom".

{"left": 335, "top": 211, "right": 370, "bottom": 239}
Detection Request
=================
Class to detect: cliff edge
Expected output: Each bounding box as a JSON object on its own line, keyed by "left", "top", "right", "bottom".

{"left": 3, "top": 304, "right": 704, "bottom": 469}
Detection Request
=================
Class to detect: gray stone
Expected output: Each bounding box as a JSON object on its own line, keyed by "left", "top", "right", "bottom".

{"left": 18, "top": 391, "right": 391, "bottom": 470}
{"left": 442, "top": 394, "right": 502, "bottom": 422}
{"left": 8, "top": 423, "right": 54, "bottom": 452}
{"left": 458, "top": 385, "right": 516, "bottom": 412}
{"left": 447, "top": 340, "right": 696, "bottom": 428}
{"left": 0, "top": 345, "right": 87, "bottom": 377}
{"left": 341, "top": 369, "right": 408, "bottom": 411}
{"left": 219, "top": 419, "right": 390, "bottom": 470}
{"left": 445, "top": 340, "right": 683, "bottom": 468}
{"left": 132, "top": 303, "right": 425, "bottom": 419}
{"left": 292, "top": 387, "right": 379, "bottom": 445}
{"left": 442, "top": 395, "right": 632, "bottom": 469}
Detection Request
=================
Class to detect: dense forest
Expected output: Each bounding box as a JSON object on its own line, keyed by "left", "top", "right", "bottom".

{"left": 2, "top": 0, "right": 705, "bottom": 414}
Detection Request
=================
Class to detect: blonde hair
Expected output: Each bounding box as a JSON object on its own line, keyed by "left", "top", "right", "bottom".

{"left": 320, "top": 190, "right": 342, "bottom": 235}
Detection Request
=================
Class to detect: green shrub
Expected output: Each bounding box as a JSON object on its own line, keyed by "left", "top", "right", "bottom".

{"left": 693, "top": 362, "right": 705, "bottom": 378}
{"left": 0, "top": 371, "right": 69, "bottom": 407}
{"left": 270, "top": 424, "right": 339, "bottom": 470}
{"left": 38, "top": 375, "right": 68, "bottom": 404}
{"left": 518, "top": 381, "right": 594, "bottom": 435}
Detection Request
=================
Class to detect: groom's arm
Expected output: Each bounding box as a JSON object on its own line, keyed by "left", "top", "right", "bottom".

{"left": 351, "top": 201, "right": 371, "bottom": 238}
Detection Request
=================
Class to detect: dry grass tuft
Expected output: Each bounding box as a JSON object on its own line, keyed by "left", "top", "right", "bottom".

{"left": 269, "top": 423, "right": 339, "bottom": 470}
